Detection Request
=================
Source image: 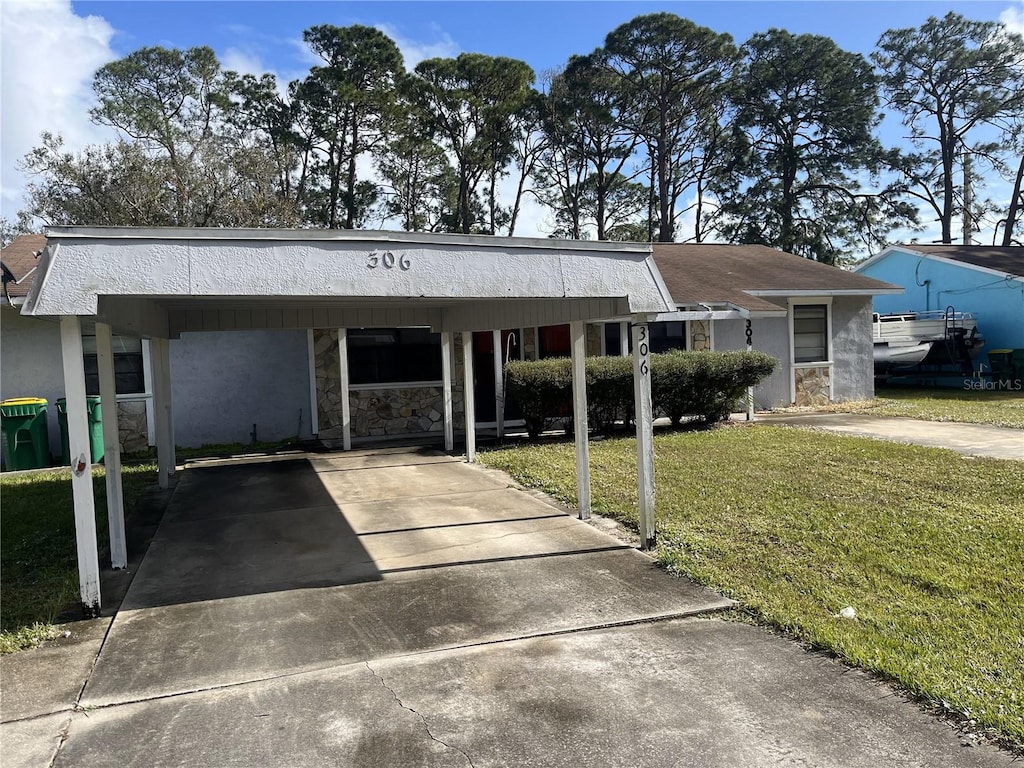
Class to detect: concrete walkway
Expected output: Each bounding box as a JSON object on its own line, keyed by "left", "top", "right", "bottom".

{"left": 756, "top": 412, "right": 1024, "bottom": 460}
{"left": 0, "top": 447, "right": 1015, "bottom": 766}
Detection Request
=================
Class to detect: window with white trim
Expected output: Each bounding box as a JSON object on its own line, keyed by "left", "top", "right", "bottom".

{"left": 347, "top": 328, "right": 442, "bottom": 385}
{"left": 83, "top": 335, "right": 146, "bottom": 395}
{"left": 792, "top": 304, "right": 828, "bottom": 363}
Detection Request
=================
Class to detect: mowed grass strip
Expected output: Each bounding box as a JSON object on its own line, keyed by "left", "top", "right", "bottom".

{"left": 818, "top": 386, "right": 1024, "bottom": 429}
{"left": 0, "top": 463, "right": 158, "bottom": 653}
{"left": 480, "top": 425, "right": 1024, "bottom": 747}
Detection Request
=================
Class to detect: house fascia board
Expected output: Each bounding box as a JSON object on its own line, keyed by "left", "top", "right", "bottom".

{"left": 25, "top": 230, "right": 673, "bottom": 323}
{"left": 850, "top": 244, "right": 904, "bottom": 272}
{"left": 854, "top": 245, "right": 1024, "bottom": 283}
{"left": 745, "top": 288, "right": 904, "bottom": 297}
{"left": 43, "top": 226, "right": 652, "bottom": 255}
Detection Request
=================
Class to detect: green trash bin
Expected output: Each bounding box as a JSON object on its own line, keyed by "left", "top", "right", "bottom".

{"left": 0, "top": 397, "right": 51, "bottom": 470}
{"left": 56, "top": 396, "right": 105, "bottom": 465}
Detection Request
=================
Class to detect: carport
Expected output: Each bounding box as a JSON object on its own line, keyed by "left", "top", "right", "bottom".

{"left": 21, "top": 227, "right": 675, "bottom": 615}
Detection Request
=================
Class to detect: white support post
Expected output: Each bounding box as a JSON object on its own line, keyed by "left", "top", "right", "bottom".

{"left": 306, "top": 330, "right": 319, "bottom": 436}
{"left": 441, "top": 331, "right": 454, "bottom": 452}
{"left": 95, "top": 323, "right": 127, "bottom": 569}
{"left": 745, "top": 319, "right": 755, "bottom": 422}
{"left": 492, "top": 330, "right": 504, "bottom": 440}
{"left": 570, "top": 320, "right": 591, "bottom": 519}
{"left": 338, "top": 329, "right": 352, "bottom": 451}
{"left": 141, "top": 339, "right": 156, "bottom": 446}
{"left": 60, "top": 316, "right": 101, "bottom": 616}
{"left": 619, "top": 320, "right": 630, "bottom": 357}
{"left": 631, "top": 321, "right": 656, "bottom": 550}
{"left": 462, "top": 332, "right": 476, "bottom": 461}
{"left": 151, "top": 337, "right": 175, "bottom": 489}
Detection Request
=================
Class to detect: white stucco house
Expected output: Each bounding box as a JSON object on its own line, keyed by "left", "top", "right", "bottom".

{"left": 2, "top": 227, "right": 900, "bottom": 614}
{"left": 2, "top": 232, "right": 901, "bottom": 460}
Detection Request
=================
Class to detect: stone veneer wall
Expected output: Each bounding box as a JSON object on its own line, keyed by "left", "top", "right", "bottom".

{"left": 117, "top": 400, "right": 150, "bottom": 454}
{"left": 314, "top": 329, "right": 466, "bottom": 440}
{"left": 794, "top": 365, "right": 832, "bottom": 406}
{"left": 586, "top": 324, "right": 603, "bottom": 356}
{"left": 521, "top": 327, "right": 538, "bottom": 361}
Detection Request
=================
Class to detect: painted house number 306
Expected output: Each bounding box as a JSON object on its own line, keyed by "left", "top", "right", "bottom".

{"left": 366, "top": 250, "right": 411, "bottom": 271}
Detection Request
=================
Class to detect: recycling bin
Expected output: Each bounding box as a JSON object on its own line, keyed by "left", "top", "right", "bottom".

{"left": 56, "top": 396, "right": 105, "bottom": 465}
{"left": 0, "top": 397, "right": 51, "bottom": 470}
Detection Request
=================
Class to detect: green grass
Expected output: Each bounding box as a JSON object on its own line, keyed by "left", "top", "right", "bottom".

{"left": 480, "top": 426, "right": 1024, "bottom": 748}
{"left": 807, "top": 386, "right": 1024, "bottom": 429}
{"left": 0, "top": 463, "right": 158, "bottom": 653}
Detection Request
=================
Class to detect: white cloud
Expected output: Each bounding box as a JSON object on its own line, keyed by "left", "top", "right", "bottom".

{"left": 373, "top": 23, "right": 459, "bottom": 71}
{"left": 1, "top": 0, "right": 119, "bottom": 219}
{"left": 220, "top": 47, "right": 268, "bottom": 78}
{"left": 999, "top": 5, "right": 1024, "bottom": 35}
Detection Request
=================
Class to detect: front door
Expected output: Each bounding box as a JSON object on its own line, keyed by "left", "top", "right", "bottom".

{"left": 473, "top": 330, "right": 522, "bottom": 423}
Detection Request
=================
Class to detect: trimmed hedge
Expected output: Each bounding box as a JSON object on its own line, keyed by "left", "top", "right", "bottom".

{"left": 505, "top": 350, "right": 777, "bottom": 439}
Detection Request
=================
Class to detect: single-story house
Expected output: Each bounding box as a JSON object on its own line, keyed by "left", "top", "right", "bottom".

{"left": 3, "top": 227, "right": 901, "bottom": 614}
{"left": 2, "top": 234, "right": 901, "bottom": 463}
{"left": 853, "top": 245, "right": 1024, "bottom": 369}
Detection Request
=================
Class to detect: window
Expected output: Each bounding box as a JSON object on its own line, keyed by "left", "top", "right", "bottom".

{"left": 649, "top": 321, "right": 685, "bottom": 353}
{"left": 793, "top": 305, "right": 828, "bottom": 363}
{"left": 538, "top": 324, "right": 571, "bottom": 358}
{"left": 83, "top": 335, "right": 146, "bottom": 395}
{"left": 347, "top": 328, "right": 442, "bottom": 385}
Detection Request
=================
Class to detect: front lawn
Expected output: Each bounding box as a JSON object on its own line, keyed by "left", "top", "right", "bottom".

{"left": 0, "top": 463, "right": 158, "bottom": 653}
{"left": 479, "top": 426, "right": 1024, "bottom": 749}
{"left": 812, "top": 386, "right": 1024, "bottom": 428}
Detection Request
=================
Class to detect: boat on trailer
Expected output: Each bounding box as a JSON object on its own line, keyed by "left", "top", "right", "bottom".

{"left": 873, "top": 307, "right": 985, "bottom": 378}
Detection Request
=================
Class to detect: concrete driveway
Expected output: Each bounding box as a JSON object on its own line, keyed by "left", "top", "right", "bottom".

{"left": 1, "top": 447, "right": 1014, "bottom": 766}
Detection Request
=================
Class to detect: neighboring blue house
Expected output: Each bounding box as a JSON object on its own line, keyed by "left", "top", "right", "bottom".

{"left": 853, "top": 245, "right": 1024, "bottom": 369}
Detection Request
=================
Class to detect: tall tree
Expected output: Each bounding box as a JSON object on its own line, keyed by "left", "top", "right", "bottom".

{"left": 25, "top": 46, "right": 298, "bottom": 228}
{"left": 538, "top": 55, "right": 641, "bottom": 240}
{"left": 298, "top": 25, "right": 404, "bottom": 229}
{"left": 873, "top": 12, "right": 1024, "bottom": 244}
{"left": 600, "top": 13, "right": 738, "bottom": 242}
{"left": 718, "top": 29, "right": 914, "bottom": 263}
{"left": 411, "top": 53, "right": 536, "bottom": 234}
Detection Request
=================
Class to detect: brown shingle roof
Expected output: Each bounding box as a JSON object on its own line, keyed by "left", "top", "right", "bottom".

{"left": 652, "top": 243, "right": 900, "bottom": 314}
{"left": 1, "top": 234, "right": 47, "bottom": 299}
{"left": 894, "top": 245, "right": 1023, "bottom": 278}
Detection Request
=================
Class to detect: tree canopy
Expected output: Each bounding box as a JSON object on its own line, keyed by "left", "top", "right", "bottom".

{"left": 13, "top": 12, "right": 1024, "bottom": 254}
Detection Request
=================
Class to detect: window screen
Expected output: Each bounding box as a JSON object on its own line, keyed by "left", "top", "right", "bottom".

{"left": 793, "top": 305, "right": 828, "bottom": 363}
{"left": 82, "top": 335, "right": 146, "bottom": 395}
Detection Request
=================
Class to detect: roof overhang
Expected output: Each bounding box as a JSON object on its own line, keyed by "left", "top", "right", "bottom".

{"left": 23, "top": 227, "right": 676, "bottom": 338}
{"left": 854, "top": 245, "right": 1024, "bottom": 282}
{"left": 744, "top": 288, "right": 904, "bottom": 297}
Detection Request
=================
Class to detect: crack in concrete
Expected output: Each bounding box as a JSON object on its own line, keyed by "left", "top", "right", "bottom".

{"left": 364, "top": 661, "right": 475, "bottom": 768}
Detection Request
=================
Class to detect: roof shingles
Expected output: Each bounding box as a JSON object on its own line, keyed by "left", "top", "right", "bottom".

{"left": 1, "top": 234, "right": 47, "bottom": 299}
{"left": 652, "top": 243, "right": 899, "bottom": 314}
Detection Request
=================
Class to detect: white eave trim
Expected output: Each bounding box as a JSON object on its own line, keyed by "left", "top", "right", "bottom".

{"left": 44, "top": 225, "right": 653, "bottom": 255}
{"left": 745, "top": 288, "right": 904, "bottom": 297}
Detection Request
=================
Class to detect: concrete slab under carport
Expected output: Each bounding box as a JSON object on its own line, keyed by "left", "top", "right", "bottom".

{"left": 79, "top": 447, "right": 731, "bottom": 707}
{"left": 54, "top": 620, "right": 1010, "bottom": 768}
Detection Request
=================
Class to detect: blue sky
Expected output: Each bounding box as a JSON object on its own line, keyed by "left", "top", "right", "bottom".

{"left": 2, "top": 0, "right": 1022, "bottom": 242}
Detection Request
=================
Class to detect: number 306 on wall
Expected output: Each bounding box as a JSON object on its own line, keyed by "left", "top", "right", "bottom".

{"left": 367, "top": 251, "right": 411, "bottom": 270}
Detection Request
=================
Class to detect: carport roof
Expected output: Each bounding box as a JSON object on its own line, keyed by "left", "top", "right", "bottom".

{"left": 22, "top": 227, "right": 675, "bottom": 338}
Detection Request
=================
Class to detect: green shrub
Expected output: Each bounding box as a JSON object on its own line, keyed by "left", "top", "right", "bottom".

{"left": 505, "top": 357, "right": 573, "bottom": 439}
{"left": 654, "top": 350, "right": 777, "bottom": 424}
{"left": 586, "top": 355, "right": 634, "bottom": 433}
{"left": 505, "top": 350, "right": 778, "bottom": 439}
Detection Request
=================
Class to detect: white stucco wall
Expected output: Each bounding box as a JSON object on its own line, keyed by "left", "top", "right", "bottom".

{"left": 1, "top": 307, "right": 65, "bottom": 461}
{"left": 169, "top": 330, "right": 313, "bottom": 448}
{"left": 830, "top": 296, "right": 875, "bottom": 402}
{"left": 714, "top": 314, "right": 792, "bottom": 408}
